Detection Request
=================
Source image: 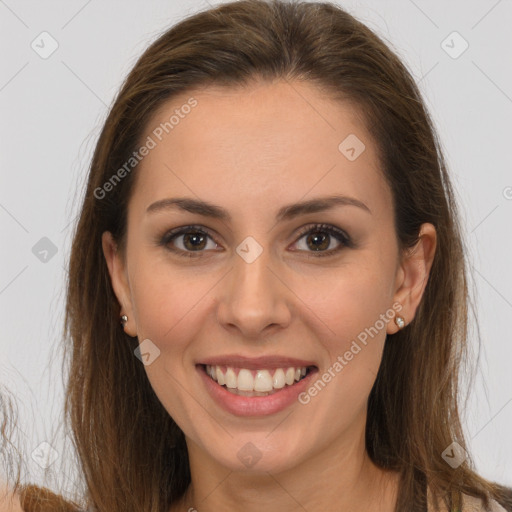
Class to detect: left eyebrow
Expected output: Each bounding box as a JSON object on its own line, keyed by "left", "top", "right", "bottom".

{"left": 145, "top": 194, "right": 372, "bottom": 221}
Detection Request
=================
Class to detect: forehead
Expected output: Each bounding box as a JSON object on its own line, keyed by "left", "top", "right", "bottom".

{"left": 128, "top": 79, "right": 391, "bottom": 223}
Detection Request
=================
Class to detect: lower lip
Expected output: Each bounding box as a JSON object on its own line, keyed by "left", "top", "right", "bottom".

{"left": 197, "top": 365, "right": 318, "bottom": 417}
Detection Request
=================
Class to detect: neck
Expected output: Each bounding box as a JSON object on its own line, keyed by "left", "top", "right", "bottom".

{"left": 174, "top": 427, "right": 400, "bottom": 512}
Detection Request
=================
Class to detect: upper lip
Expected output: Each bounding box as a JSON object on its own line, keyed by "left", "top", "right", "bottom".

{"left": 198, "top": 354, "right": 318, "bottom": 370}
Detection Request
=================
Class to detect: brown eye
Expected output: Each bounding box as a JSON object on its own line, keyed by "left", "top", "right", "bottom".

{"left": 160, "top": 225, "right": 219, "bottom": 258}
{"left": 291, "top": 223, "right": 352, "bottom": 257}
{"left": 179, "top": 231, "right": 209, "bottom": 251}
{"left": 159, "top": 223, "right": 352, "bottom": 259}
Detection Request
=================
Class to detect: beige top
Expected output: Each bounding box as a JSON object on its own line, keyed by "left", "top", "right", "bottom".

{"left": 459, "top": 494, "right": 507, "bottom": 512}
{"left": 427, "top": 493, "right": 507, "bottom": 512}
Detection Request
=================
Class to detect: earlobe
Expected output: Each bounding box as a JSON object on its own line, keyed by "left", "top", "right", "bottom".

{"left": 387, "top": 223, "right": 437, "bottom": 334}
{"left": 101, "top": 231, "right": 137, "bottom": 337}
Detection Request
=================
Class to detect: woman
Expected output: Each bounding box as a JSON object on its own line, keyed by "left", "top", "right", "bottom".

{"left": 1, "top": 1, "right": 510, "bottom": 510}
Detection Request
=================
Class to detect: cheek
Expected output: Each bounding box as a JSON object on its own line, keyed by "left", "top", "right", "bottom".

{"left": 293, "top": 268, "right": 392, "bottom": 435}
{"left": 293, "top": 260, "right": 393, "bottom": 402}
{"left": 127, "top": 260, "right": 208, "bottom": 427}
{"left": 128, "top": 250, "right": 209, "bottom": 345}
{"left": 293, "top": 259, "right": 394, "bottom": 344}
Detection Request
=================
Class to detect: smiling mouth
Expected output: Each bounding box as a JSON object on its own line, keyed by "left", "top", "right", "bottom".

{"left": 201, "top": 364, "right": 316, "bottom": 397}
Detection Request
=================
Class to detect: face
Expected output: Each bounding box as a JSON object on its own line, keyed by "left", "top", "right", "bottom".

{"left": 103, "top": 79, "right": 435, "bottom": 476}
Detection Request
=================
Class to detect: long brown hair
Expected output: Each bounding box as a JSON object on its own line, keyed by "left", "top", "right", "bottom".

{"left": 2, "top": 1, "right": 510, "bottom": 510}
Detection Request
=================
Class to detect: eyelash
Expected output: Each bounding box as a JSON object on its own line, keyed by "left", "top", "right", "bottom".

{"left": 159, "top": 223, "right": 353, "bottom": 259}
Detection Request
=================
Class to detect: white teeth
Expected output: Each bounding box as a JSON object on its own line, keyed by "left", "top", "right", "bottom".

{"left": 237, "top": 369, "right": 254, "bottom": 391}
{"left": 225, "top": 367, "right": 237, "bottom": 389}
{"left": 272, "top": 368, "right": 285, "bottom": 389}
{"left": 216, "top": 367, "right": 225, "bottom": 386}
{"left": 205, "top": 364, "right": 310, "bottom": 393}
{"left": 254, "top": 370, "right": 273, "bottom": 392}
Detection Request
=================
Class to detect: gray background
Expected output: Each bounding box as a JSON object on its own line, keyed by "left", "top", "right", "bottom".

{"left": 1, "top": 0, "right": 511, "bottom": 492}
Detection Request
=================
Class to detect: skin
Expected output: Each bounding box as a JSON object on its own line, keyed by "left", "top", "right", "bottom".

{"left": 0, "top": 484, "right": 23, "bottom": 512}
{"left": 102, "top": 79, "right": 436, "bottom": 512}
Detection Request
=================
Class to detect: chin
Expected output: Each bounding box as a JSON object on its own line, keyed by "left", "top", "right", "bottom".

{"left": 204, "top": 431, "right": 311, "bottom": 474}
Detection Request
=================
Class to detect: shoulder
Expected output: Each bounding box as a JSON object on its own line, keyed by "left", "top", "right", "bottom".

{"left": 0, "top": 484, "right": 24, "bottom": 512}
{"left": 1, "top": 483, "right": 82, "bottom": 512}
{"left": 427, "top": 489, "right": 511, "bottom": 512}
{"left": 461, "top": 493, "right": 509, "bottom": 512}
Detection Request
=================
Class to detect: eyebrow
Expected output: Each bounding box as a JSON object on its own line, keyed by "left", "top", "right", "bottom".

{"left": 146, "top": 195, "right": 372, "bottom": 222}
{"left": 146, "top": 194, "right": 371, "bottom": 222}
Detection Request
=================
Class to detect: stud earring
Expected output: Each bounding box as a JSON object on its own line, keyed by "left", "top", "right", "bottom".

{"left": 120, "top": 314, "right": 128, "bottom": 327}
{"left": 394, "top": 315, "right": 405, "bottom": 330}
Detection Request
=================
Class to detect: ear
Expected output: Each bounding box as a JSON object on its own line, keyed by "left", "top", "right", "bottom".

{"left": 387, "top": 223, "right": 437, "bottom": 334}
{"left": 101, "top": 231, "right": 137, "bottom": 337}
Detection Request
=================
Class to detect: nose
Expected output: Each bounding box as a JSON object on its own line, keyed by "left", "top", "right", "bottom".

{"left": 215, "top": 243, "right": 292, "bottom": 341}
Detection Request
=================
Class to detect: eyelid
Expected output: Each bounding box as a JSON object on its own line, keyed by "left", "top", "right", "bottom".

{"left": 292, "top": 223, "right": 351, "bottom": 246}
{"left": 289, "top": 223, "right": 353, "bottom": 257}
{"left": 159, "top": 222, "right": 353, "bottom": 258}
{"left": 159, "top": 224, "right": 220, "bottom": 256}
